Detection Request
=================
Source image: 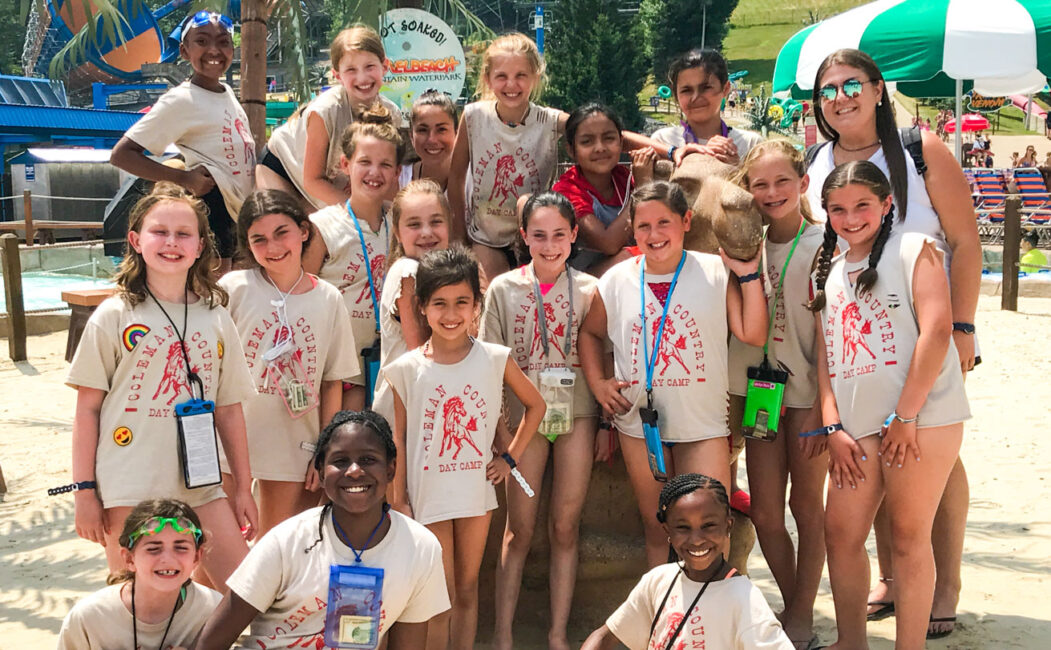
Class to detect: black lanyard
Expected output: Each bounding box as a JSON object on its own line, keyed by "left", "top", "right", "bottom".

{"left": 529, "top": 263, "right": 573, "bottom": 360}
{"left": 648, "top": 558, "right": 726, "bottom": 650}
{"left": 146, "top": 287, "right": 204, "bottom": 399}
{"left": 331, "top": 506, "right": 389, "bottom": 563}
{"left": 130, "top": 580, "right": 181, "bottom": 650}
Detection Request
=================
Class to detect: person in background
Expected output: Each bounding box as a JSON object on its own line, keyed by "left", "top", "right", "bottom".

{"left": 1020, "top": 231, "right": 1047, "bottom": 273}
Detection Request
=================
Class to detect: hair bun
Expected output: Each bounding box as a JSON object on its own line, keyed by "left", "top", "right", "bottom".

{"left": 355, "top": 101, "right": 394, "bottom": 125}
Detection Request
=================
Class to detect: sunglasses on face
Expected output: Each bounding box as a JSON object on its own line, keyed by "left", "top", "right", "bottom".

{"left": 818, "top": 78, "right": 875, "bottom": 102}
{"left": 181, "top": 11, "right": 234, "bottom": 40}
{"left": 128, "top": 516, "right": 203, "bottom": 548}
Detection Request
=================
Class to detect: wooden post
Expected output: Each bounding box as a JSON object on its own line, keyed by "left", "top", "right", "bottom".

{"left": 22, "top": 189, "right": 34, "bottom": 245}
{"left": 2, "top": 234, "right": 26, "bottom": 361}
{"left": 1002, "top": 195, "right": 1021, "bottom": 311}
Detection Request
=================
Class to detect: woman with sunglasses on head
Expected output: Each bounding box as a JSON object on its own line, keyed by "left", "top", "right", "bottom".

{"left": 58, "top": 499, "right": 220, "bottom": 650}
{"left": 805, "top": 48, "right": 981, "bottom": 641}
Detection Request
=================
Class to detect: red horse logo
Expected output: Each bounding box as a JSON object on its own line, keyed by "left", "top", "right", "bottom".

{"left": 487, "top": 155, "right": 524, "bottom": 207}
{"left": 530, "top": 302, "right": 566, "bottom": 359}
{"left": 355, "top": 254, "right": 386, "bottom": 305}
{"left": 650, "top": 611, "right": 686, "bottom": 650}
{"left": 439, "top": 397, "right": 483, "bottom": 460}
{"left": 234, "top": 118, "right": 256, "bottom": 167}
{"left": 652, "top": 317, "right": 689, "bottom": 376}
{"left": 841, "top": 302, "right": 876, "bottom": 365}
{"left": 153, "top": 341, "right": 192, "bottom": 405}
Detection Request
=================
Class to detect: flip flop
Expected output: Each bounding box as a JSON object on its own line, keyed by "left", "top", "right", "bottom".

{"left": 927, "top": 615, "right": 956, "bottom": 639}
{"left": 866, "top": 601, "right": 895, "bottom": 621}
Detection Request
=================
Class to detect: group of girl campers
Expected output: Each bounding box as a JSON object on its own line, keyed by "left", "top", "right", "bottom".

{"left": 57, "top": 11, "right": 977, "bottom": 650}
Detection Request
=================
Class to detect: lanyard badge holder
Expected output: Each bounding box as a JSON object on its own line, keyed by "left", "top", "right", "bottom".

{"left": 640, "top": 253, "right": 686, "bottom": 482}
{"left": 148, "top": 288, "right": 222, "bottom": 489}
{"left": 324, "top": 510, "right": 388, "bottom": 649}
{"left": 347, "top": 201, "right": 388, "bottom": 408}
{"left": 743, "top": 223, "right": 804, "bottom": 442}
{"left": 532, "top": 264, "right": 576, "bottom": 441}
{"left": 263, "top": 269, "right": 320, "bottom": 418}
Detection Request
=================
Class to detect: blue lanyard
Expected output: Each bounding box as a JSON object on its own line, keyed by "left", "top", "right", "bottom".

{"left": 346, "top": 200, "right": 388, "bottom": 333}
{"left": 641, "top": 252, "right": 687, "bottom": 398}
{"left": 331, "top": 506, "right": 389, "bottom": 563}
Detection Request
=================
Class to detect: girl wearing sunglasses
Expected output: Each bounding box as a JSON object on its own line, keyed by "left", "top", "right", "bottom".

{"left": 57, "top": 499, "right": 220, "bottom": 650}
{"left": 804, "top": 48, "right": 981, "bottom": 641}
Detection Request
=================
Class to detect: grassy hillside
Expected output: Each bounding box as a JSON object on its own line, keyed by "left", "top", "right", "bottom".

{"left": 724, "top": 0, "right": 870, "bottom": 90}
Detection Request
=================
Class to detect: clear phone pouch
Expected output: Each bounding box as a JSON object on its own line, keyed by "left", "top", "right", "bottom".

{"left": 538, "top": 367, "right": 576, "bottom": 439}
{"left": 263, "top": 335, "right": 319, "bottom": 418}
{"left": 324, "top": 564, "right": 385, "bottom": 649}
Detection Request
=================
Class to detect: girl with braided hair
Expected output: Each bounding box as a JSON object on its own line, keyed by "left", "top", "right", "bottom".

{"left": 581, "top": 473, "right": 792, "bottom": 650}
{"left": 193, "top": 410, "right": 449, "bottom": 649}
{"left": 809, "top": 161, "right": 969, "bottom": 650}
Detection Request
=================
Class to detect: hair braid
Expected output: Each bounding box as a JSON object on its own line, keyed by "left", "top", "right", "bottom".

{"left": 656, "top": 473, "right": 730, "bottom": 523}
{"left": 856, "top": 205, "right": 895, "bottom": 296}
{"left": 806, "top": 222, "right": 839, "bottom": 312}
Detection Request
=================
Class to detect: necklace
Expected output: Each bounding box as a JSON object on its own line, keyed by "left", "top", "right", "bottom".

{"left": 130, "top": 580, "right": 182, "bottom": 650}
{"left": 836, "top": 139, "right": 880, "bottom": 152}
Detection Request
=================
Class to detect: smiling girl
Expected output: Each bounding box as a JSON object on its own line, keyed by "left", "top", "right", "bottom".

{"left": 260, "top": 25, "right": 403, "bottom": 210}
{"left": 581, "top": 474, "right": 792, "bottom": 650}
{"left": 58, "top": 499, "right": 220, "bottom": 650}
{"left": 219, "top": 189, "right": 359, "bottom": 535}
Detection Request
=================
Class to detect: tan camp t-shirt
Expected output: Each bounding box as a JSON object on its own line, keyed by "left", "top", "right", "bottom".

{"left": 266, "top": 87, "right": 403, "bottom": 210}
{"left": 382, "top": 341, "right": 509, "bottom": 525}
{"left": 481, "top": 264, "right": 598, "bottom": 425}
{"left": 729, "top": 223, "right": 824, "bottom": 408}
{"left": 227, "top": 507, "right": 449, "bottom": 648}
{"left": 219, "top": 270, "right": 359, "bottom": 481}
{"left": 57, "top": 581, "right": 221, "bottom": 650}
{"left": 310, "top": 203, "right": 391, "bottom": 384}
{"left": 606, "top": 564, "right": 793, "bottom": 650}
{"left": 598, "top": 253, "right": 731, "bottom": 442}
{"left": 66, "top": 294, "right": 255, "bottom": 508}
{"left": 124, "top": 81, "right": 255, "bottom": 218}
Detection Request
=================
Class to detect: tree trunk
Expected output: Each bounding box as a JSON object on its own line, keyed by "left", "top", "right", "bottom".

{"left": 240, "top": 0, "right": 269, "bottom": 154}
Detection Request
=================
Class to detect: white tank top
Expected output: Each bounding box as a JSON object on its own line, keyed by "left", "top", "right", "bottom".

{"left": 381, "top": 340, "right": 508, "bottom": 525}
{"left": 729, "top": 223, "right": 824, "bottom": 408}
{"left": 820, "top": 232, "right": 970, "bottom": 439}
{"left": 806, "top": 134, "right": 951, "bottom": 267}
{"left": 597, "top": 252, "right": 730, "bottom": 442}
{"left": 372, "top": 256, "right": 419, "bottom": 423}
{"left": 464, "top": 100, "right": 561, "bottom": 247}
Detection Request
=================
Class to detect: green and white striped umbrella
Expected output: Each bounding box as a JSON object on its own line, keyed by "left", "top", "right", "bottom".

{"left": 774, "top": 0, "right": 1051, "bottom": 99}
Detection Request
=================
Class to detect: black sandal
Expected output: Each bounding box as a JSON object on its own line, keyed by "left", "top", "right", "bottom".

{"left": 927, "top": 615, "right": 956, "bottom": 639}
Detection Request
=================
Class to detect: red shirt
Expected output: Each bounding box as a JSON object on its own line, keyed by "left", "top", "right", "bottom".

{"left": 552, "top": 164, "right": 632, "bottom": 226}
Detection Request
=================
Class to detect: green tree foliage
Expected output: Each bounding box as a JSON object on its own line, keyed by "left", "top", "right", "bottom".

{"left": 543, "top": 0, "right": 647, "bottom": 130}
{"left": 0, "top": 2, "right": 23, "bottom": 74}
{"left": 640, "top": 0, "right": 740, "bottom": 84}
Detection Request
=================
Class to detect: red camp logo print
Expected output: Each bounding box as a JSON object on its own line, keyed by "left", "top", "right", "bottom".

{"left": 487, "top": 155, "right": 524, "bottom": 207}
{"left": 651, "top": 316, "right": 689, "bottom": 376}
{"left": 530, "top": 302, "right": 567, "bottom": 360}
{"left": 841, "top": 302, "right": 876, "bottom": 365}
{"left": 650, "top": 611, "right": 686, "bottom": 650}
{"left": 153, "top": 341, "right": 192, "bottom": 405}
{"left": 439, "top": 396, "right": 483, "bottom": 460}
{"left": 355, "top": 254, "right": 387, "bottom": 305}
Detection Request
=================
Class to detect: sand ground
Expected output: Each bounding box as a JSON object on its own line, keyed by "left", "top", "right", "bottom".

{"left": 1, "top": 294, "right": 1049, "bottom": 648}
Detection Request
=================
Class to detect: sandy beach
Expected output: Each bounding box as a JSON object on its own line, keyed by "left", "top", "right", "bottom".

{"left": 1, "top": 293, "right": 1049, "bottom": 648}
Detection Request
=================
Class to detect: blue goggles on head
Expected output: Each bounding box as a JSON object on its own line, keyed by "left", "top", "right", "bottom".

{"left": 181, "top": 10, "right": 234, "bottom": 41}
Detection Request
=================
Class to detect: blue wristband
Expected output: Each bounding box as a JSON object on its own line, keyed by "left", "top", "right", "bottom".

{"left": 738, "top": 271, "right": 761, "bottom": 283}
{"left": 800, "top": 423, "right": 843, "bottom": 438}
{"left": 667, "top": 145, "right": 678, "bottom": 161}
{"left": 500, "top": 452, "right": 517, "bottom": 469}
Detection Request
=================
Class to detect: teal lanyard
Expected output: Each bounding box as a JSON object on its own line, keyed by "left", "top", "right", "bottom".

{"left": 641, "top": 252, "right": 687, "bottom": 401}
{"left": 345, "top": 200, "right": 388, "bottom": 333}
{"left": 762, "top": 221, "right": 806, "bottom": 358}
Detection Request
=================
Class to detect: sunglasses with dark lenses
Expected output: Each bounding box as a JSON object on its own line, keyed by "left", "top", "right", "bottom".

{"left": 818, "top": 78, "right": 873, "bottom": 102}
{"left": 128, "top": 516, "right": 203, "bottom": 548}
{"left": 182, "top": 10, "right": 234, "bottom": 39}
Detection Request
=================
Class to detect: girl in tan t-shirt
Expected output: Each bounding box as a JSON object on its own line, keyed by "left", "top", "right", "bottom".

{"left": 58, "top": 499, "right": 221, "bottom": 650}
{"left": 728, "top": 141, "right": 828, "bottom": 647}
{"left": 809, "top": 161, "right": 967, "bottom": 649}
{"left": 482, "top": 192, "right": 601, "bottom": 649}
{"left": 68, "top": 184, "right": 257, "bottom": 586}
{"left": 220, "top": 189, "right": 359, "bottom": 536}
{"left": 302, "top": 104, "right": 404, "bottom": 411}
{"left": 385, "top": 247, "right": 545, "bottom": 650}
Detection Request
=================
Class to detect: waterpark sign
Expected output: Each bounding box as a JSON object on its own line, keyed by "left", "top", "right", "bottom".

{"left": 965, "top": 92, "right": 1009, "bottom": 114}
{"left": 380, "top": 9, "right": 466, "bottom": 113}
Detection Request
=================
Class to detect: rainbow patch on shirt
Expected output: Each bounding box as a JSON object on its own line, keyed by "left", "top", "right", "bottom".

{"left": 122, "top": 324, "right": 150, "bottom": 351}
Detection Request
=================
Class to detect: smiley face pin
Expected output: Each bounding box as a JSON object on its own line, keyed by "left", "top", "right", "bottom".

{"left": 112, "top": 426, "right": 133, "bottom": 447}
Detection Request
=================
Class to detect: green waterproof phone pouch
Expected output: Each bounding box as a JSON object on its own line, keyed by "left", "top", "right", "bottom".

{"left": 742, "top": 360, "right": 788, "bottom": 442}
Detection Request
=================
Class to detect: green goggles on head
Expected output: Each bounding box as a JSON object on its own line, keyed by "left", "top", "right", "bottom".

{"left": 128, "top": 516, "right": 203, "bottom": 548}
